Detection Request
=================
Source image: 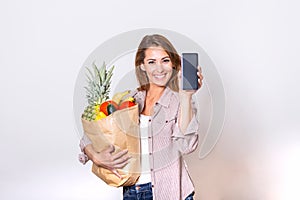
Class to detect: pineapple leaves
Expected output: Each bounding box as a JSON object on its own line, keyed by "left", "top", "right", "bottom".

{"left": 84, "top": 61, "right": 115, "bottom": 106}
{"left": 86, "top": 66, "right": 95, "bottom": 81}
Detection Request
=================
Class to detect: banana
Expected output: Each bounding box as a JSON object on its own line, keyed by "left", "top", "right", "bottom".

{"left": 112, "top": 90, "right": 130, "bottom": 104}
{"left": 120, "top": 97, "right": 135, "bottom": 104}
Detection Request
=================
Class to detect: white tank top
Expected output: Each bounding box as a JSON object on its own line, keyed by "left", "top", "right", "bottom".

{"left": 136, "top": 114, "right": 152, "bottom": 184}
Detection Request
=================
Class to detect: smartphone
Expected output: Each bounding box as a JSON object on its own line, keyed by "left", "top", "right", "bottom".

{"left": 181, "top": 53, "right": 199, "bottom": 90}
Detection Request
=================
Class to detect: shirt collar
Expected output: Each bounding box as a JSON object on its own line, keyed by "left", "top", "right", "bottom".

{"left": 156, "top": 87, "right": 173, "bottom": 108}
{"left": 134, "top": 87, "right": 174, "bottom": 108}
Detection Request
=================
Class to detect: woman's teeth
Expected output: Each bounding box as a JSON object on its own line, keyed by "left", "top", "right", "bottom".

{"left": 154, "top": 74, "right": 165, "bottom": 78}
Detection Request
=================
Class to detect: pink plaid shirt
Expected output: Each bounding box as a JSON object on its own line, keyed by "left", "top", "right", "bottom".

{"left": 79, "top": 87, "right": 199, "bottom": 200}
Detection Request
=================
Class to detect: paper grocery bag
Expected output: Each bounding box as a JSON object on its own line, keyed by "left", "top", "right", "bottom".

{"left": 81, "top": 104, "right": 140, "bottom": 187}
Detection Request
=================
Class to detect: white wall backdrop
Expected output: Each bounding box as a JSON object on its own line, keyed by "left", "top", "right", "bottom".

{"left": 0, "top": 0, "right": 299, "bottom": 199}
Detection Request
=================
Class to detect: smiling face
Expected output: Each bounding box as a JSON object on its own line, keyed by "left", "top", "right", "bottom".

{"left": 135, "top": 34, "right": 181, "bottom": 91}
{"left": 140, "top": 47, "right": 174, "bottom": 87}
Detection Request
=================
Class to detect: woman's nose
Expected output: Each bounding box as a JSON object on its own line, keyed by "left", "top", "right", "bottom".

{"left": 155, "top": 63, "right": 164, "bottom": 72}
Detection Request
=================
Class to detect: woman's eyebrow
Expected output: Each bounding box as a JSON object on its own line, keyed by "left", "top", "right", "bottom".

{"left": 146, "top": 56, "right": 170, "bottom": 61}
{"left": 161, "top": 56, "right": 170, "bottom": 59}
{"left": 146, "top": 58, "right": 156, "bottom": 61}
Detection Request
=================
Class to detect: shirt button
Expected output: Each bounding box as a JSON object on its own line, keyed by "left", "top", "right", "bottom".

{"left": 149, "top": 119, "right": 151, "bottom": 122}
{"left": 152, "top": 184, "right": 154, "bottom": 188}
{"left": 149, "top": 152, "right": 152, "bottom": 155}
{"left": 148, "top": 136, "right": 151, "bottom": 139}
{"left": 150, "top": 168, "right": 153, "bottom": 171}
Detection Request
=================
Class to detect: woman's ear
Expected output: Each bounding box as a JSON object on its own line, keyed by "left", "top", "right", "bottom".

{"left": 140, "top": 64, "right": 146, "bottom": 71}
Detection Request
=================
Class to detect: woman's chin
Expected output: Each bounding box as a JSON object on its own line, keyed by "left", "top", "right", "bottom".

{"left": 150, "top": 82, "right": 167, "bottom": 87}
{"left": 151, "top": 78, "right": 170, "bottom": 86}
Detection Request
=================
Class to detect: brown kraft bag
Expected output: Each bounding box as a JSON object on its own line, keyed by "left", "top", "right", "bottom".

{"left": 81, "top": 104, "right": 140, "bottom": 187}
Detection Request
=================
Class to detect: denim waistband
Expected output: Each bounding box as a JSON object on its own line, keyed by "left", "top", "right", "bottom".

{"left": 123, "top": 182, "right": 152, "bottom": 193}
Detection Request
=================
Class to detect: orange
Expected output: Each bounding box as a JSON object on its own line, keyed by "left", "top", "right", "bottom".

{"left": 100, "top": 100, "right": 118, "bottom": 116}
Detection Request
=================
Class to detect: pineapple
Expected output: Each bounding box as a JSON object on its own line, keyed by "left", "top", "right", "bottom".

{"left": 82, "top": 62, "right": 114, "bottom": 121}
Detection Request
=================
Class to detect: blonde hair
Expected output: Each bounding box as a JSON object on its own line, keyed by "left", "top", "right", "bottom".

{"left": 135, "top": 34, "right": 180, "bottom": 92}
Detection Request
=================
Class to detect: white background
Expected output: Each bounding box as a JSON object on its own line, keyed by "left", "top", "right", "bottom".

{"left": 1, "top": 0, "right": 300, "bottom": 199}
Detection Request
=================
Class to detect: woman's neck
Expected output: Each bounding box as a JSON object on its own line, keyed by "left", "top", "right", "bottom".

{"left": 141, "top": 84, "right": 165, "bottom": 116}
{"left": 147, "top": 84, "right": 165, "bottom": 100}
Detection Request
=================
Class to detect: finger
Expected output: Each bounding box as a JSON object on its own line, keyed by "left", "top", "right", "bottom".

{"left": 112, "top": 149, "right": 129, "bottom": 161}
{"left": 197, "top": 71, "right": 203, "bottom": 80}
{"left": 113, "top": 159, "right": 130, "bottom": 169}
{"left": 198, "top": 75, "right": 203, "bottom": 83}
{"left": 113, "top": 155, "right": 131, "bottom": 166}
{"left": 198, "top": 79, "right": 203, "bottom": 88}
{"left": 200, "top": 74, "right": 203, "bottom": 80}
{"left": 111, "top": 169, "right": 122, "bottom": 179}
{"left": 198, "top": 66, "right": 202, "bottom": 74}
{"left": 198, "top": 80, "right": 202, "bottom": 86}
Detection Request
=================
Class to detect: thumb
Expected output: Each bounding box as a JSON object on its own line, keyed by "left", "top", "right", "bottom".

{"left": 105, "top": 145, "right": 115, "bottom": 154}
{"left": 178, "top": 70, "right": 182, "bottom": 79}
{"left": 112, "top": 169, "right": 122, "bottom": 179}
{"left": 178, "top": 70, "right": 182, "bottom": 89}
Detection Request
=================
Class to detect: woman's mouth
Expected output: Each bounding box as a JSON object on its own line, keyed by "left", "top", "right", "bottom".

{"left": 153, "top": 74, "right": 166, "bottom": 79}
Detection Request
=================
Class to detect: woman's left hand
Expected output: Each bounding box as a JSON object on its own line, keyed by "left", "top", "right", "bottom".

{"left": 178, "top": 66, "right": 203, "bottom": 97}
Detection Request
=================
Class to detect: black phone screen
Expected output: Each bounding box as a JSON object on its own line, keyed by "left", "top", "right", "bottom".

{"left": 182, "top": 53, "right": 198, "bottom": 90}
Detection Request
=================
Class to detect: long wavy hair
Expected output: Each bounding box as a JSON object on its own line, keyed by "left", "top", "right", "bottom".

{"left": 135, "top": 34, "right": 181, "bottom": 92}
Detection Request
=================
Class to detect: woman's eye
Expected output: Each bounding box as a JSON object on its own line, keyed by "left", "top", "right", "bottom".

{"left": 163, "top": 59, "right": 170, "bottom": 63}
{"left": 148, "top": 61, "right": 155, "bottom": 65}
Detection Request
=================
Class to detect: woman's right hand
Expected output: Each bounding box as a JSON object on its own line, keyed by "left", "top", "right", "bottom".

{"left": 84, "top": 144, "right": 131, "bottom": 179}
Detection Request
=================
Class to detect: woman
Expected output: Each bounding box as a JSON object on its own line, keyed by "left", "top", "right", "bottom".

{"left": 79, "top": 34, "right": 203, "bottom": 200}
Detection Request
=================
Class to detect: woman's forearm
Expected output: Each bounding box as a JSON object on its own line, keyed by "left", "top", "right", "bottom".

{"left": 84, "top": 143, "right": 131, "bottom": 171}
{"left": 84, "top": 144, "right": 99, "bottom": 164}
{"left": 178, "top": 94, "right": 193, "bottom": 134}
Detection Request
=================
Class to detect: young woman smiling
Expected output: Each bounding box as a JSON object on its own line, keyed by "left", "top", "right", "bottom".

{"left": 80, "top": 34, "right": 203, "bottom": 200}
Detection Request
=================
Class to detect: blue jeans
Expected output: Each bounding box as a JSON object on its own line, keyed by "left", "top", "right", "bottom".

{"left": 123, "top": 182, "right": 153, "bottom": 200}
{"left": 123, "top": 182, "right": 194, "bottom": 200}
{"left": 185, "top": 191, "right": 195, "bottom": 200}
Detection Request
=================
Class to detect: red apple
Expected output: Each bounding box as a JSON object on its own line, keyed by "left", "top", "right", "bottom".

{"left": 118, "top": 101, "right": 136, "bottom": 110}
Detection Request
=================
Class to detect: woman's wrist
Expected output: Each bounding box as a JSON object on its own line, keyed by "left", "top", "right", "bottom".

{"left": 179, "top": 91, "right": 193, "bottom": 101}
{"left": 84, "top": 144, "right": 99, "bottom": 165}
{"left": 178, "top": 93, "right": 194, "bottom": 133}
{"left": 179, "top": 93, "right": 193, "bottom": 107}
